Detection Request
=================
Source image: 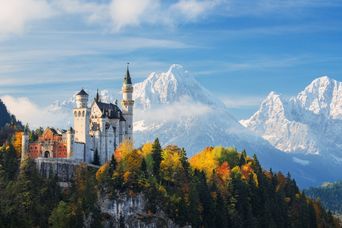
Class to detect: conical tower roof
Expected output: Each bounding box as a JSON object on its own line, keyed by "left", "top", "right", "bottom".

{"left": 123, "top": 64, "right": 132, "bottom": 85}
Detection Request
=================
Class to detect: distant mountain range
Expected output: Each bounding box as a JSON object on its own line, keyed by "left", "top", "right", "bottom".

{"left": 49, "top": 65, "right": 342, "bottom": 188}
{"left": 305, "top": 181, "right": 342, "bottom": 214}
{"left": 241, "top": 76, "right": 342, "bottom": 161}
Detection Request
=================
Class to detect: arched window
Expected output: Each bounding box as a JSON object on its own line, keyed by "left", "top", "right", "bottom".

{"left": 82, "top": 111, "right": 85, "bottom": 117}
{"left": 78, "top": 111, "right": 81, "bottom": 117}
{"left": 74, "top": 111, "right": 77, "bottom": 117}
{"left": 44, "top": 151, "right": 50, "bottom": 158}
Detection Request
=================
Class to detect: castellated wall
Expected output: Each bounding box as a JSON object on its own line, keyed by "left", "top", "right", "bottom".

{"left": 35, "top": 158, "right": 98, "bottom": 182}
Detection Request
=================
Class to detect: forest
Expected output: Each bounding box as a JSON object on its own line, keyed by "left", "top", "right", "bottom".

{"left": 0, "top": 99, "right": 340, "bottom": 227}
{"left": 306, "top": 181, "right": 342, "bottom": 215}
{"left": 0, "top": 138, "right": 340, "bottom": 227}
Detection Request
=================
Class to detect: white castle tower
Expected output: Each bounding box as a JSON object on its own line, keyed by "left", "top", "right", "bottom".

{"left": 74, "top": 89, "right": 90, "bottom": 143}
{"left": 21, "top": 129, "right": 29, "bottom": 161}
{"left": 121, "top": 64, "right": 134, "bottom": 141}
{"left": 66, "top": 127, "right": 74, "bottom": 158}
{"left": 73, "top": 89, "right": 92, "bottom": 162}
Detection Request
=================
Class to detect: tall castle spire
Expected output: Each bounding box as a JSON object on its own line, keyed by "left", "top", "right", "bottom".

{"left": 124, "top": 63, "right": 132, "bottom": 85}
{"left": 122, "top": 63, "right": 134, "bottom": 141}
{"left": 95, "top": 89, "right": 100, "bottom": 102}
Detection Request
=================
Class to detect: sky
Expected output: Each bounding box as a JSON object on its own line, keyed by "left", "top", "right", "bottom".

{"left": 1, "top": 0, "right": 342, "bottom": 127}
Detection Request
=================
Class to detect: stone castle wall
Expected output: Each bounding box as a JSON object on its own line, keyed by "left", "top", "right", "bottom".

{"left": 35, "top": 157, "right": 99, "bottom": 182}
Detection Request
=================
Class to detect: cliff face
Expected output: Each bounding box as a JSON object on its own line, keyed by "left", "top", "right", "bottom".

{"left": 35, "top": 159, "right": 181, "bottom": 227}
{"left": 99, "top": 193, "right": 181, "bottom": 228}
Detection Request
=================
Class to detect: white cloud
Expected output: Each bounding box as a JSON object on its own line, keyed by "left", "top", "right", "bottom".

{"left": 109, "top": 0, "right": 161, "bottom": 31}
{"left": 0, "top": 0, "right": 53, "bottom": 36}
{"left": 53, "top": 0, "right": 107, "bottom": 23}
{"left": 293, "top": 157, "right": 310, "bottom": 166}
{"left": 53, "top": 0, "right": 223, "bottom": 32}
{"left": 171, "top": 0, "right": 220, "bottom": 21}
{"left": 224, "top": 56, "right": 306, "bottom": 71}
{"left": 0, "top": 0, "right": 338, "bottom": 36}
{"left": 1, "top": 95, "right": 69, "bottom": 129}
{"left": 221, "top": 96, "right": 263, "bottom": 108}
{"left": 135, "top": 97, "right": 213, "bottom": 123}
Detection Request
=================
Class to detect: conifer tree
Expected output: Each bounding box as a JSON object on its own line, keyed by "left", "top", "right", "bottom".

{"left": 239, "top": 149, "right": 247, "bottom": 166}
{"left": 0, "top": 143, "right": 18, "bottom": 181}
{"left": 140, "top": 158, "right": 148, "bottom": 177}
{"left": 108, "top": 154, "right": 117, "bottom": 174}
{"left": 151, "top": 138, "right": 162, "bottom": 178}
{"left": 92, "top": 148, "right": 100, "bottom": 166}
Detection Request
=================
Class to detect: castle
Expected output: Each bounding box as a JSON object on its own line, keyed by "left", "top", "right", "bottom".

{"left": 21, "top": 66, "right": 134, "bottom": 165}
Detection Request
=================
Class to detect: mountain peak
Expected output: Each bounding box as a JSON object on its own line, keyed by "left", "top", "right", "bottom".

{"left": 312, "top": 75, "right": 332, "bottom": 83}
{"left": 134, "top": 65, "right": 221, "bottom": 109}
{"left": 296, "top": 75, "right": 341, "bottom": 118}
{"left": 168, "top": 64, "right": 185, "bottom": 73}
{"left": 266, "top": 91, "right": 280, "bottom": 99}
{"left": 302, "top": 76, "right": 335, "bottom": 94}
{"left": 263, "top": 91, "right": 284, "bottom": 108}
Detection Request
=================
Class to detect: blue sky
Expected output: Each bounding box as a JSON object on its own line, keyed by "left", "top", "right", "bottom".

{"left": 1, "top": 0, "right": 342, "bottom": 125}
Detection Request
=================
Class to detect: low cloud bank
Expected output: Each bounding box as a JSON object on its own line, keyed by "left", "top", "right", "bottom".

{"left": 1, "top": 96, "right": 70, "bottom": 129}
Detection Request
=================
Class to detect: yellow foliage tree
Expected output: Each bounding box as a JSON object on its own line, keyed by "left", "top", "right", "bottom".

{"left": 160, "top": 146, "right": 183, "bottom": 183}
{"left": 189, "top": 147, "right": 218, "bottom": 179}
{"left": 241, "top": 163, "right": 253, "bottom": 180}
{"left": 215, "top": 161, "right": 231, "bottom": 183}
{"left": 12, "top": 131, "right": 23, "bottom": 157}
{"left": 115, "top": 139, "right": 134, "bottom": 162}
{"left": 138, "top": 142, "right": 153, "bottom": 158}
{"left": 121, "top": 150, "right": 143, "bottom": 184}
{"left": 95, "top": 162, "right": 109, "bottom": 182}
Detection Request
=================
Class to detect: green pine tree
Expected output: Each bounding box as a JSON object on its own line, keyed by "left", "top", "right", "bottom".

{"left": 151, "top": 138, "right": 162, "bottom": 179}
{"left": 92, "top": 148, "right": 100, "bottom": 166}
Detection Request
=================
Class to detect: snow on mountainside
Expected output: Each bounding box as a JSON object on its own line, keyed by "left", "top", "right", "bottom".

{"left": 241, "top": 76, "right": 342, "bottom": 160}
{"left": 133, "top": 64, "right": 270, "bottom": 154}
{"left": 134, "top": 64, "right": 222, "bottom": 109}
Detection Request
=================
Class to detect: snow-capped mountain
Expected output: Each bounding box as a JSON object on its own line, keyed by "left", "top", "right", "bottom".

{"left": 134, "top": 64, "right": 222, "bottom": 109}
{"left": 133, "top": 64, "right": 270, "bottom": 154}
{"left": 241, "top": 76, "right": 342, "bottom": 161}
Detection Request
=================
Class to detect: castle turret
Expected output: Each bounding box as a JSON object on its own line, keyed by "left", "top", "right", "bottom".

{"left": 66, "top": 127, "right": 74, "bottom": 158}
{"left": 21, "top": 129, "right": 29, "bottom": 161}
{"left": 121, "top": 64, "right": 134, "bottom": 141}
{"left": 75, "top": 89, "right": 88, "bottom": 108}
{"left": 73, "top": 89, "right": 90, "bottom": 143}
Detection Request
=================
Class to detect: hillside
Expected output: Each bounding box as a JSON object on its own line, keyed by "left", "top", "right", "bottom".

{"left": 0, "top": 136, "right": 340, "bottom": 227}
{"left": 305, "top": 181, "right": 342, "bottom": 214}
{"left": 0, "top": 99, "right": 22, "bottom": 145}
{"left": 0, "top": 99, "right": 12, "bottom": 129}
